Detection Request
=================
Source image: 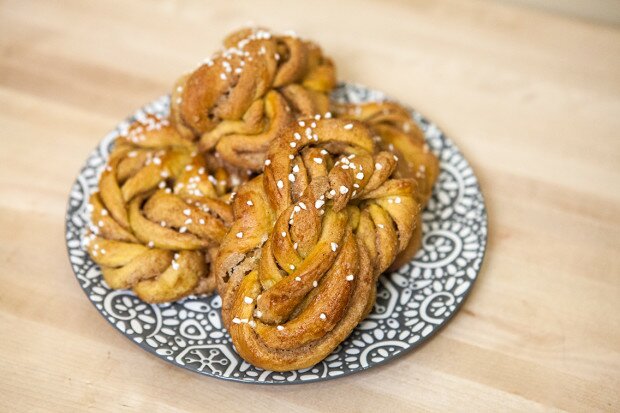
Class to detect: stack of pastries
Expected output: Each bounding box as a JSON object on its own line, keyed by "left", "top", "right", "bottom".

{"left": 85, "top": 27, "right": 438, "bottom": 371}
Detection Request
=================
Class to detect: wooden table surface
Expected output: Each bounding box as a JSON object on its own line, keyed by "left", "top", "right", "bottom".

{"left": 1, "top": 0, "right": 619, "bottom": 411}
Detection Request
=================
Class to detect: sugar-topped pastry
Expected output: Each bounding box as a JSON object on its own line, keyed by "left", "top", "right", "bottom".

{"left": 215, "top": 118, "right": 422, "bottom": 371}
{"left": 171, "top": 27, "right": 336, "bottom": 171}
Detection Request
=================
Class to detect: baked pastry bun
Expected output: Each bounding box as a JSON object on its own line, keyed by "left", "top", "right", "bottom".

{"left": 171, "top": 28, "right": 336, "bottom": 171}
{"left": 85, "top": 115, "right": 234, "bottom": 302}
{"left": 215, "top": 117, "right": 420, "bottom": 370}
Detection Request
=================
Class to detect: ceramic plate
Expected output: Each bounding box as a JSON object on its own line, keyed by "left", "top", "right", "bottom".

{"left": 65, "top": 83, "right": 487, "bottom": 384}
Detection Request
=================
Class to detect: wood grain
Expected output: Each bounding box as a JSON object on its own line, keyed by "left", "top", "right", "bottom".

{"left": 499, "top": 0, "right": 620, "bottom": 25}
{"left": 1, "top": 0, "right": 619, "bottom": 411}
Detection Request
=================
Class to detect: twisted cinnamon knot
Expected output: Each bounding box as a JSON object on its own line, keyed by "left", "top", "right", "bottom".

{"left": 85, "top": 115, "right": 234, "bottom": 303}
{"left": 171, "top": 28, "right": 336, "bottom": 171}
{"left": 215, "top": 118, "right": 420, "bottom": 371}
{"left": 333, "top": 100, "right": 440, "bottom": 268}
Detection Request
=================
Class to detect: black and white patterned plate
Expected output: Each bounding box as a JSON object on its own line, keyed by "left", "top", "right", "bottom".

{"left": 65, "top": 83, "right": 487, "bottom": 384}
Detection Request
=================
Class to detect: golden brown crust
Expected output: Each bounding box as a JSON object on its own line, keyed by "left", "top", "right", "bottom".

{"left": 332, "top": 101, "right": 439, "bottom": 204}
{"left": 332, "top": 100, "right": 439, "bottom": 269}
{"left": 214, "top": 118, "right": 422, "bottom": 371}
{"left": 171, "top": 28, "right": 336, "bottom": 172}
{"left": 85, "top": 115, "right": 234, "bottom": 303}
